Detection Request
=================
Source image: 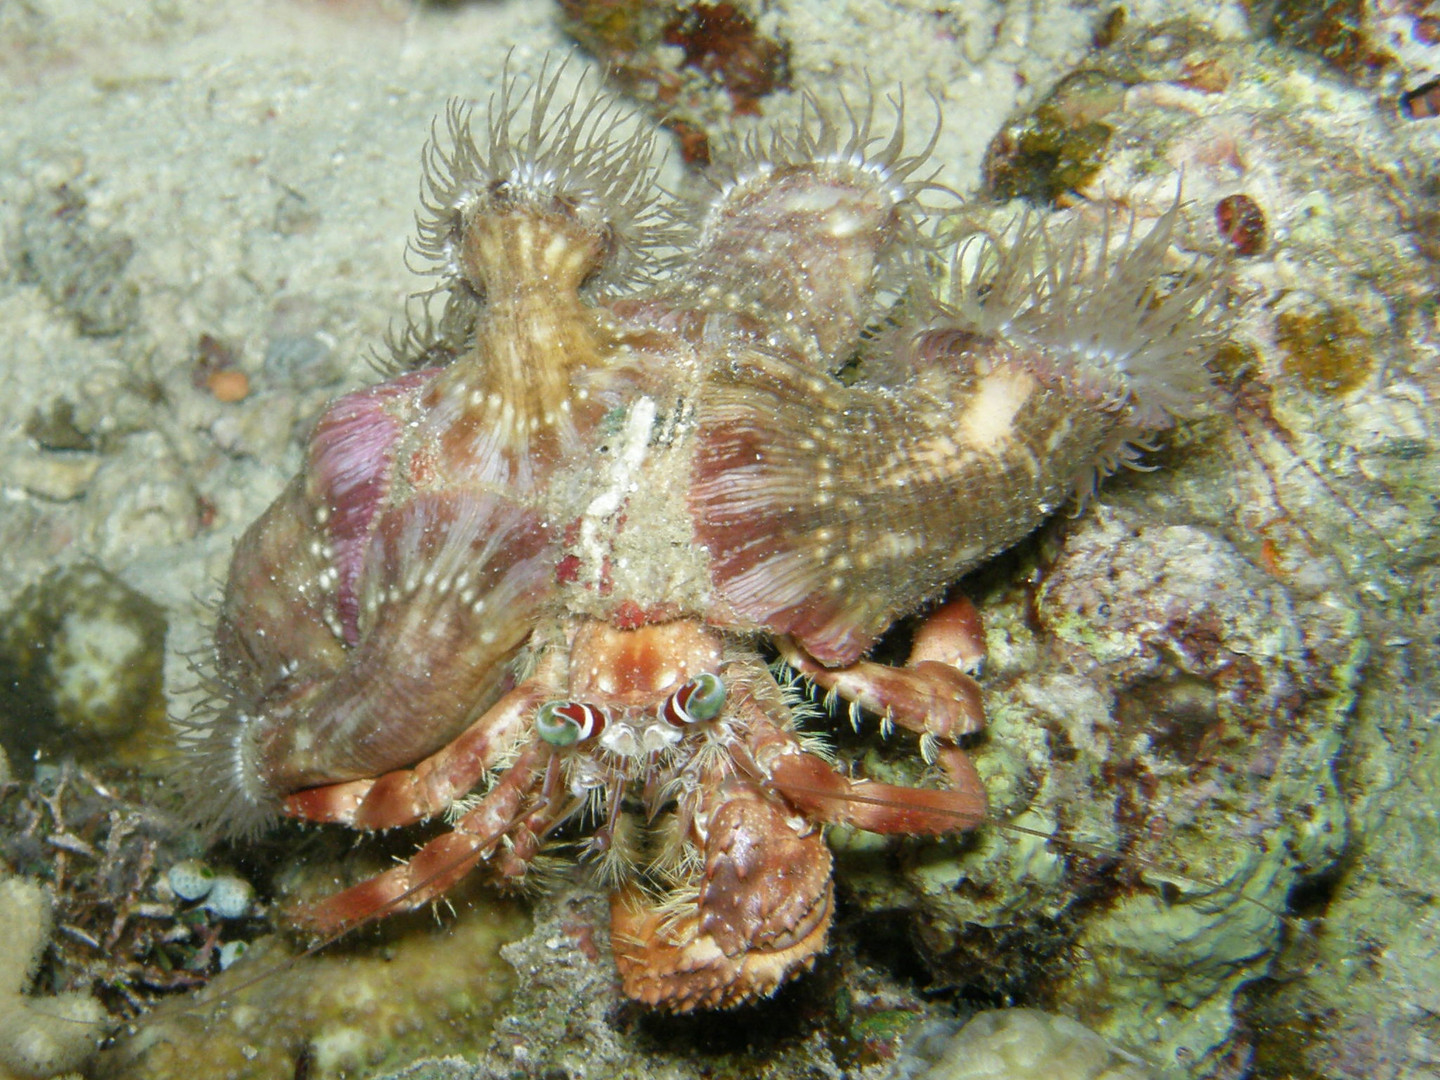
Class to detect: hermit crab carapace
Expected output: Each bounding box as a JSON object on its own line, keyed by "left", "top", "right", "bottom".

{"left": 178, "top": 57, "right": 1223, "bottom": 1010}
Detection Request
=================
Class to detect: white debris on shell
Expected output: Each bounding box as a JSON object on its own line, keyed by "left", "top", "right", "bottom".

{"left": 574, "top": 396, "right": 657, "bottom": 589}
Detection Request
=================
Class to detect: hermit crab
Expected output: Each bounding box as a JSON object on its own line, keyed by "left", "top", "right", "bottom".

{"left": 179, "top": 57, "right": 1223, "bottom": 1010}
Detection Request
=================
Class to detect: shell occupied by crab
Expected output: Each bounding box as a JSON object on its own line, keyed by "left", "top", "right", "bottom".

{"left": 177, "top": 58, "right": 1225, "bottom": 1012}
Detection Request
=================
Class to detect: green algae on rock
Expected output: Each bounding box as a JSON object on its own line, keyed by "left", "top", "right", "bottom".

{"left": 889, "top": 1008, "right": 1152, "bottom": 1080}
{"left": 838, "top": 15, "right": 1437, "bottom": 1079}
{"left": 844, "top": 510, "right": 1360, "bottom": 1077}
{"left": 96, "top": 885, "right": 528, "bottom": 1080}
{"left": 892, "top": 14, "right": 1434, "bottom": 1080}
{"left": 1274, "top": 304, "right": 1375, "bottom": 398}
{"left": 981, "top": 69, "right": 1121, "bottom": 204}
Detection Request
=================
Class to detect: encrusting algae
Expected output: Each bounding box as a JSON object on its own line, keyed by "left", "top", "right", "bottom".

{"left": 0, "top": 563, "right": 169, "bottom": 773}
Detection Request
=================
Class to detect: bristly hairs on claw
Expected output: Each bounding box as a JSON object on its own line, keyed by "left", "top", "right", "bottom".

{"left": 781, "top": 680, "right": 827, "bottom": 731}
{"left": 579, "top": 812, "right": 647, "bottom": 890}
{"left": 443, "top": 787, "right": 489, "bottom": 826}
{"left": 922, "top": 731, "right": 950, "bottom": 765}
{"left": 792, "top": 728, "right": 841, "bottom": 767}
{"left": 769, "top": 657, "right": 842, "bottom": 734}
{"left": 774, "top": 655, "right": 880, "bottom": 740}
{"left": 650, "top": 884, "right": 704, "bottom": 939}
{"left": 410, "top": 51, "right": 688, "bottom": 299}
{"left": 515, "top": 851, "right": 574, "bottom": 897}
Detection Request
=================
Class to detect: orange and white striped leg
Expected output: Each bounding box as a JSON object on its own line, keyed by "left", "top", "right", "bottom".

{"left": 287, "top": 742, "right": 554, "bottom": 937}
{"left": 282, "top": 681, "right": 550, "bottom": 829}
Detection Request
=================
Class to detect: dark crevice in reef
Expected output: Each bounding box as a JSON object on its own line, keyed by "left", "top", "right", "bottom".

{"left": 914, "top": 916, "right": 1081, "bottom": 1011}
{"left": 847, "top": 906, "right": 934, "bottom": 989}
{"left": 621, "top": 972, "right": 818, "bottom": 1059}
{"left": 1285, "top": 861, "right": 1345, "bottom": 921}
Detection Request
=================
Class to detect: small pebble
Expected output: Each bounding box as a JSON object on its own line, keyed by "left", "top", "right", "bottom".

{"left": 167, "top": 859, "right": 216, "bottom": 901}
{"left": 217, "top": 940, "right": 249, "bottom": 970}
{"left": 264, "top": 330, "right": 336, "bottom": 383}
{"left": 203, "top": 874, "right": 255, "bottom": 919}
{"left": 1400, "top": 76, "right": 1440, "bottom": 120}
{"left": 1215, "top": 193, "right": 1266, "bottom": 256}
{"left": 206, "top": 369, "right": 251, "bottom": 403}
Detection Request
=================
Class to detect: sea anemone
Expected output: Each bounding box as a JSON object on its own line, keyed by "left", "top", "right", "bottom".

{"left": 411, "top": 53, "right": 687, "bottom": 301}
{"left": 931, "top": 197, "right": 1226, "bottom": 496}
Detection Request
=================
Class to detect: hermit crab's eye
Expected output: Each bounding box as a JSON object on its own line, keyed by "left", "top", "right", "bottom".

{"left": 537, "top": 701, "right": 607, "bottom": 746}
{"left": 661, "top": 672, "right": 727, "bottom": 728}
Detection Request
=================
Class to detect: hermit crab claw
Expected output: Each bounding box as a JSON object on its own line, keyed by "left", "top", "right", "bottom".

{"left": 610, "top": 783, "right": 834, "bottom": 1012}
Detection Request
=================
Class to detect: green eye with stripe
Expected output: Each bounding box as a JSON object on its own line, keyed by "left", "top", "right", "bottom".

{"left": 537, "top": 701, "right": 606, "bottom": 746}
{"left": 661, "top": 672, "right": 726, "bottom": 727}
{"left": 682, "top": 672, "right": 726, "bottom": 720}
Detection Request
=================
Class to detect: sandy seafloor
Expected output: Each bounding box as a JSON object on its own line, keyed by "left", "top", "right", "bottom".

{"left": 1, "top": 1, "right": 1439, "bottom": 1079}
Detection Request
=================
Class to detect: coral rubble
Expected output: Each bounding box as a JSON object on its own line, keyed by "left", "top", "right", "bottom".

{"left": 0, "top": 875, "right": 108, "bottom": 1080}
{"left": 97, "top": 884, "right": 528, "bottom": 1080}
{"left": 831, "top": 15, "right": 1438, "bottom": 1080}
